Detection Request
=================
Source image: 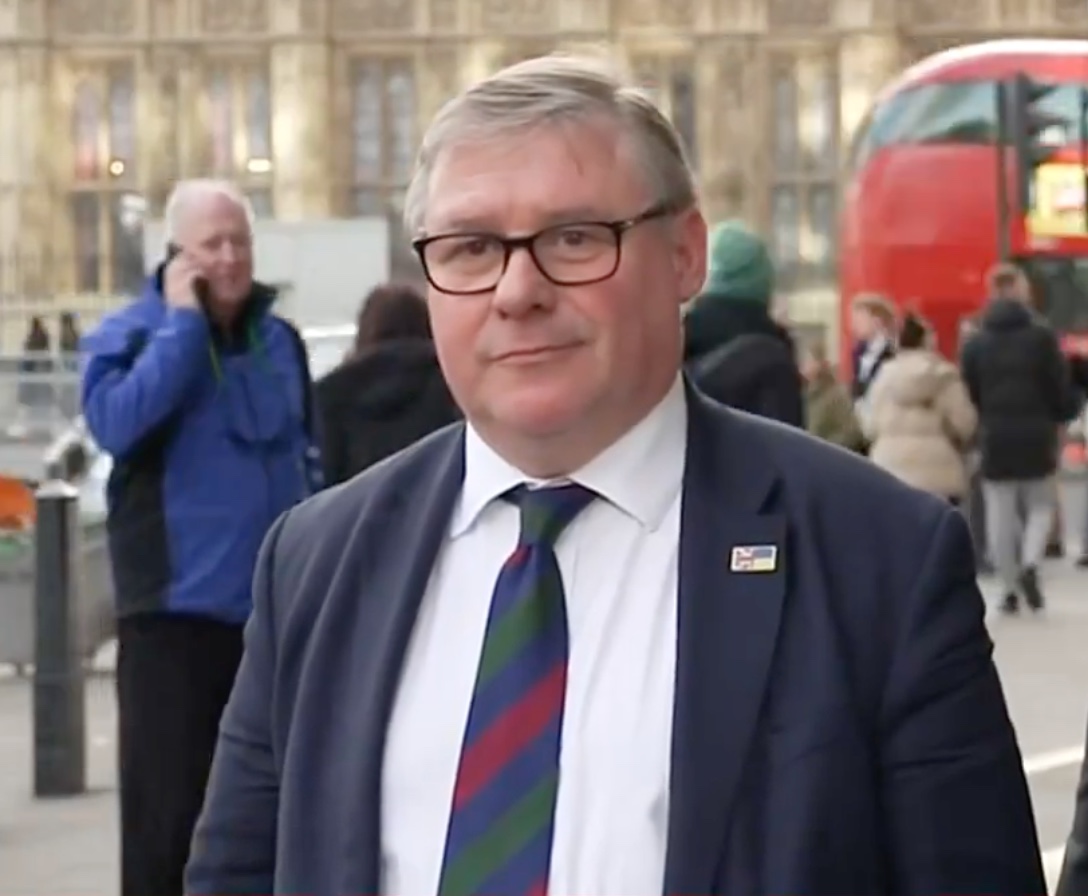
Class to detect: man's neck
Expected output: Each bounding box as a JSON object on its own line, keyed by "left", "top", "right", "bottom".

{"left": 206, "top": 302, "right": 248, "bottom": 345}
{"left": 473, "top": 372, "right": 680, "bottom": 480}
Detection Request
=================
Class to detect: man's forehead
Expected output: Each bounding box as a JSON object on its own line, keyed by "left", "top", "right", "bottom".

{"left": 424, "top": 123, "right": 645, "bottom": 232}
{"left": 177, "top": 193, "right": 249, "bottom": 241}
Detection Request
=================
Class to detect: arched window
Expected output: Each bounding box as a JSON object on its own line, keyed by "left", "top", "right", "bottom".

{"left": 203, "top": 56, "right": 274, "bottom": 217}
{"left": 72, "top": 81, "right": 100, "bottom": 183}
{"left": 346, "top": 56, "right": 420, "bottom": 281}
{"left": 67, "top": 61, "right": 144, "bottom": 297}
{"left": 768, "top": 49, "right": 839, "bottom": 292}
{"left": 630, "top": 54, "right": 699, "bottom": 169}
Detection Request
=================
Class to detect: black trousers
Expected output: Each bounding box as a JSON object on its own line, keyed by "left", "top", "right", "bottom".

{"left": 117, "top": 613, "right": 244, "bottom": 896}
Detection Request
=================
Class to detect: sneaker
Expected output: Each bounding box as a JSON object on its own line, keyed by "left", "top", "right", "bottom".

{"left": 1000, "top": 592, "right": 1019, "bottom": 615}
{"left": 1020, "top": 566, "right": 1045, "bottom": 612}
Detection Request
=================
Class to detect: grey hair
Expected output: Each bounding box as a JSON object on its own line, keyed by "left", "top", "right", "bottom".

{"left": 163, "top": 178, "right": 255, "bottom": 246}
{"left": 403, "top": 52, "right": 698, "bottom": 235}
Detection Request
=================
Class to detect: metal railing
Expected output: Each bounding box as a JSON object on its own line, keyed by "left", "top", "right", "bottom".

{"left": 0, "top": 324, "right": 356, "bottom": 667}
{"left": 0, "top": 291, "right": 127, "bottom": 353}
{"left": 0, "top": 418, "right": 111, "bottom": 678}
{"left": 0, "top": 352, "right": 82, "bottom": 444}
{"left": 0, "top": 324, "right": 356, "bottom": 676}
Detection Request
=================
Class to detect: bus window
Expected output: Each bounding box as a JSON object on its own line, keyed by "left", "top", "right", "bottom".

{"left": 898, "top": 81, "right": 997, "bottom": 144}
{"left": 848, "top": 90, "right": 917, "bottom": 172}
{"left": 1024, "top": 256, "right": 1088, "bottom": 333}
{"left": 850, "top": 80, "right": 1088, "bottom": 169}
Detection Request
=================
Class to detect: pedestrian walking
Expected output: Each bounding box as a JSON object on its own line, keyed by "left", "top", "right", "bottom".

{"left": 80, "top": 178, "right": 322, "bottom": 896}
{"left": 962, "top": 262, "right": 1082, "bottom": 614}
{"left": 17, "top": 315, "right": 53, "bottom": 424}
{"left": 864, "top": 311, "right": 977, "bottom": 505}
{"left": 315, "top": 282, "right": 460, "bottom": 485}
{"left": 847, "top": 291, "right": 896, "bottom": 432}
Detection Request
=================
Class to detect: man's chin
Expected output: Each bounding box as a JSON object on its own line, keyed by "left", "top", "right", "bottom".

{"left": 222, "top": 287, "right": 252, "bottom": 304}
{"left": 491, "top": 393, "right": 591, "bottom": 440}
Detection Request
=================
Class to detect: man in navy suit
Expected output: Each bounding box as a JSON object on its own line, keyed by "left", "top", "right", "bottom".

{"left": 186, "top": 54, "right": 1044, "bottom": 896}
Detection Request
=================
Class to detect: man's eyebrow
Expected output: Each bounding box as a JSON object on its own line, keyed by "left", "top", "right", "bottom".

{"left": 427, "top": 206, "right": 615, "bottom": 235}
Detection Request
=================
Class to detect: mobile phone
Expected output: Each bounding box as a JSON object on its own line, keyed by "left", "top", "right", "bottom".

{"left": 165, "top": 242, "right": 211, "bottom": 311}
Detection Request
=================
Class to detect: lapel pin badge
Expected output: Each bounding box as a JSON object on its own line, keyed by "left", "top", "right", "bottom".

{"left": 730, "top": 544, "right": 778, "bottom": 573}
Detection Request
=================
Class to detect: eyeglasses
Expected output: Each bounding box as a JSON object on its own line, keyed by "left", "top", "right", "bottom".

{"left": 411, "top": 203, "right": 674, "bottom": 296}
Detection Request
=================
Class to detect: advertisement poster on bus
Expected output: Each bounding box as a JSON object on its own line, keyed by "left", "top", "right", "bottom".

{"left": 1026, "top": 161, "right": 1088, "bottom": 241}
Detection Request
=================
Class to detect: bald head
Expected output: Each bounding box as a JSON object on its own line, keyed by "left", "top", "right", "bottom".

{"left": 165, "top": 179, "right": 254, "bottom": 247}
{"left": 163, "top": 179, "right": 256, "bottom": 309}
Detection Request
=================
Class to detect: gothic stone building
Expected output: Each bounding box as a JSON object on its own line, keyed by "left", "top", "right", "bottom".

{"left": 0, "top": 0, "right": 1079, "bottom": 342}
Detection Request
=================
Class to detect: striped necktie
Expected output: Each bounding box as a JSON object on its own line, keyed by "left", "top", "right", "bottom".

{"left": 437, "top": 482, "right": 597, "bottom": 896}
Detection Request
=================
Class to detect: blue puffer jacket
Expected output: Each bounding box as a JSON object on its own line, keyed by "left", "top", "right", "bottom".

{"left": 81, "top": 272, "right": 322, "bottom": 624}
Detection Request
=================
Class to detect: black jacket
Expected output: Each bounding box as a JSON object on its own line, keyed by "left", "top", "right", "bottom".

{"left": 961, "top": 298, "right": 1082, "bottom": 480}
{"left": 314, "top": 339, "right": 461, "bottom": 486}
{"left": 851, "top": 338, "right": 895, "bottom": 400}
{"left": 683, "top": 299, "right": 804, "bottom": 428}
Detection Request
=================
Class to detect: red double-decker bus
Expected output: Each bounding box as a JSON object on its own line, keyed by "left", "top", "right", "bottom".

{"left": 839, "top": 38, "right": 1088, "bottom": 369}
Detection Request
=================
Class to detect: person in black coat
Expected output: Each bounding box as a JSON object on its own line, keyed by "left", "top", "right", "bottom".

{"left": 961, "top": 263, "right": 1082, "bottom": 613}
{"left": 315, "top": 283, "right": 461, "bottom": 485}
{"left": 683, "top": 221, "right": 803, "bottom": 427}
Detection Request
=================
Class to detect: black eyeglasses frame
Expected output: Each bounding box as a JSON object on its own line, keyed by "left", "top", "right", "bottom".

{"left": 411, "top": 202, "right": 677, "bottom": 296}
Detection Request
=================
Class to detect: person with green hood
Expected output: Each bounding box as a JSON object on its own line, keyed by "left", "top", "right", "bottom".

{"left": 683, "top": 220, "right": 804, "bottom": 427}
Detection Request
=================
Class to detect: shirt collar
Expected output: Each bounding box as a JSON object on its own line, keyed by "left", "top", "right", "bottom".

{"left": 451, "top": 374, "right": 687, "bottom": 538}
{"left": 864, "top": 334, "right": 889, "bottom": 356}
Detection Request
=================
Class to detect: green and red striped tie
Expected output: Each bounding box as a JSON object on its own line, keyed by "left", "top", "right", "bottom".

{"left": 437, "top": 483, "right": 596, "bottom": 896}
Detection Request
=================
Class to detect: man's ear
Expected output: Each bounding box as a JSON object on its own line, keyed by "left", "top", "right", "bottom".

{"left": 671, "top": 207, "right": 708, "bottom": 305}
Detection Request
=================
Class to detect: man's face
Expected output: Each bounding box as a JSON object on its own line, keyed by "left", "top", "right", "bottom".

{"left": 420, "top": 121, "right": 707, "bottom": 454}
{"left": 850, "top": 307, "right": 877, "bottom": 341}
{"left": 996, "top": 275, "right": 1030, "bottom": 304}
{"left": 175, "top": 193, "right": 254, "bottom": 307}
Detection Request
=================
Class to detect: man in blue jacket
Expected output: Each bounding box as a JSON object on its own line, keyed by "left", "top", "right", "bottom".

{"left": 80, "top": 178, "right": 321, "bottom": 896}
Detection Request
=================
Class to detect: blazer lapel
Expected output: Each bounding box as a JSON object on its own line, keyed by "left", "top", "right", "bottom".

{"left": 664, "top": 388, "right": 788, "bottom": 896}
{"left": 332, "top": 427, "right": 465, "bottom": 895}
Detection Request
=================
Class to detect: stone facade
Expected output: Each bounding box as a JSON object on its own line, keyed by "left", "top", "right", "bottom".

{"left": 0, "top": 0, "right": 1073, "bottom": 335}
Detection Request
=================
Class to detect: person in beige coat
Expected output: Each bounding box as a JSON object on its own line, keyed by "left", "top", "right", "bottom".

{"left": 865, "top": 312, "right": 978, "bottom": 502}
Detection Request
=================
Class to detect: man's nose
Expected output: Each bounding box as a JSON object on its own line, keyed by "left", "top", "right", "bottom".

{"left": 214, "top": 241, "right": 240, "bottom": 264}
{"left": 492, "top": 247, "right": 553, "bottom": 316}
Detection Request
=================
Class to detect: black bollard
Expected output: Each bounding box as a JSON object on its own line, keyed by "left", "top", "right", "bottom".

{"left": 32, "top": 479, "right": 86, "bottom": 797}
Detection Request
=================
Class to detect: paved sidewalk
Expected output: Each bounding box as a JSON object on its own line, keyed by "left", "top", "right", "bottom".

{"left": 1, "top": 564, "right": 1086, "bottom": 894}
{"left": 0, "top": 676, "right": 118, "bottom": 895}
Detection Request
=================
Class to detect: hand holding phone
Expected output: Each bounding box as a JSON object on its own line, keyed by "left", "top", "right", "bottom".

{"left": 164, "top": 243, "right": 210, "bottom": 312}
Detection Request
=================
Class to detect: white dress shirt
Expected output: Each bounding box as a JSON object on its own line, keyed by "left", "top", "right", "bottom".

{"left": 857, "top": 334, "right": 889, "bottom": 387}
{"left": 380, "top": 375, "right": 687, "bottom": 896}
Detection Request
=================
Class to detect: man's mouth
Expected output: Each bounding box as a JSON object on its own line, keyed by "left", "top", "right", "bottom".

{"left": 495, "top": 344, "right": 578, "bottom": 363}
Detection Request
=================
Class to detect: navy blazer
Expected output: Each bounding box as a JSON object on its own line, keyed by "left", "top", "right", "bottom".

{"left": 186, "top": 386, "right": 1045, "bottom": 896}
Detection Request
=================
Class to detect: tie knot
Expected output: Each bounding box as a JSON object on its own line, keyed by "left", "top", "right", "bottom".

{"left": 507, "top": 483, "right": 596, "bottom": 547}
